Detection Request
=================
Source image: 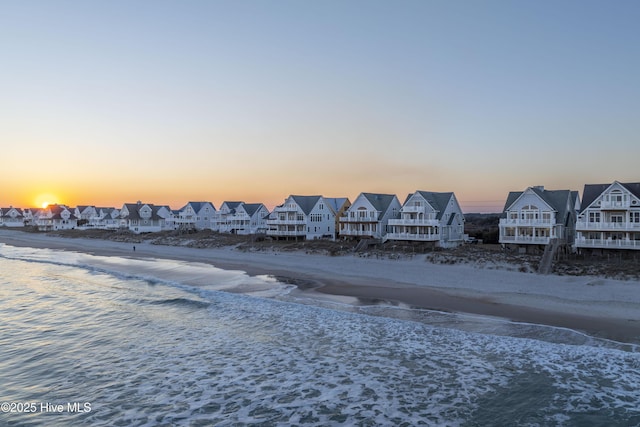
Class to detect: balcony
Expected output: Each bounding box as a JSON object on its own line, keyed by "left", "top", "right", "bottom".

{"left": 499, "top": 235, "right": 551, "bottom": 245}
{"left": 575, "top": 238, "right": 640, "bottom": 250}
{"left": 499, "top": 218, "right": 554, "bottom": 227}
{"left": 576, "top": 221, "right": 640, "bottom": 231}
{"left": 267, "top": 230, "right": 306, "bottom": 237}
{"left": 340, "top": 229, "right": 379, "bottom": 237}
{"left": 599, "top": 200, "right": 631, "bottom": 210}
{"left": 400, "top": 206, "right": 432, "bottom": 213}
{"left": 272, "top": 205, "right": 298, "bottom": 212}
{"left": 388, "top": 218, "right": 439, "bottom": 227}
{"left": 266, "top": 219, "right": 306, "bottom": 226}
{"left": 340, "top": 217, "right": 378, "bottom": 223}
{"left": 386, "top": 232, "right": 440, "bottom": 242}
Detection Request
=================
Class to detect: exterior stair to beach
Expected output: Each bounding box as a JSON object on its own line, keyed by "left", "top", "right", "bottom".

{"left": 354, "top": 238, "right": 381, "bottom": 253}
{"left": 538, "top": 238, "right": 560, "bottom": 275}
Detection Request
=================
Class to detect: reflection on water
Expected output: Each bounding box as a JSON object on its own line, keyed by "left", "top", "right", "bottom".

{"left": 1, "top": 244, "right": 639, "bottom": 426}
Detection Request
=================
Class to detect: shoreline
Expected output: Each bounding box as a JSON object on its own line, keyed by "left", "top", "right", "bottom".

{"left": 1, "top": 229, "right": 639, "bottom": 344}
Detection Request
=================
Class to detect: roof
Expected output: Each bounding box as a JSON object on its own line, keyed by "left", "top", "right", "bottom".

{"left": 1, "top": 207, "right": 23, "bottom": 215}
{"left": 1, "top": 207, "right": 24, "bottom": 217}
{"left": 221, "top": 201, "right": 243, "bottom": 211}
{"left": 290, "top": 195, "right": 322, "bottom": 215}
{"left": 122, "top": 203, "right": 162, "bottom": 221}
{"left": 502, "top": 187, "right": 576, "bottom": 222}
{"left": 409, "top": 191, "right": 455, "bottom": 220}
{"left": 49, "top": 205, "right": 77, "bottom": 220}
{"left": 581, "top": 182, "right": 640, "bottom": 212}
{"left": 324, "top": 197, "right": 349, "bottom": 214}
{"left": 361, "top": 193, "right": 398, "bottom": 218}
{"left": 180, "top": 201, "right": 216, "bottom": 213}
{"left": 241, "top": 203, "right": 266, "bottom": 217}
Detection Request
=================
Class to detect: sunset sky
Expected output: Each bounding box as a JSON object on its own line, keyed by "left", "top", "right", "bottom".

{"left": 2, "top": 1, "right": 639, "bottom": 212}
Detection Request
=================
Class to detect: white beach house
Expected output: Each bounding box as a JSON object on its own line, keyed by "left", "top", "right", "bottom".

{"left": 176, "top": 202, "right": 216, "bottom": 231}
{"left": 339, "top": 193, "right": 401, "bottom": 239}
{"left": 0, "top": 207, "right": 26, "bottom": 227}
{"left": 266, "top": 195, "right": 350, "bottom": 240}
{"left": 575, "top": 181, "right": 640, "bottom": 251}
{"left": 95, "top": 207, "right": 121, "bottom": 229}
{"left": 120, "top": 202, "right": 170, "bottom": 234}
{"left": 386, "top": 191, "right": 465, "bottom": 247}
{"left": 36, "top": 204, "right": 78, "bottom": 231}
{"left": 499, "top": 186, "right": 579, "bottom": 252}
{"left": 212, "top": 201, "right": 244, "bottom": 233}
{"left": 74, "top": 205, "right": 98, "bottom": 227}
{"left": 225, "top": 203, "right": 270, "bottom": 235}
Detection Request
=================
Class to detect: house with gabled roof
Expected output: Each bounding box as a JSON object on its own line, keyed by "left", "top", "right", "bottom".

{"left": 386, "top": 191, "right": 465, "bottom": 247}
{"left": 499, "top": 186, "right": 579, "bottom": 253}
{"left": 213, "top": 201, "right": 244, "bottom": 233}
{"left": 324, "top": 197, "right": 351, "bottom": 239}
{"left": 0, "top": 207, "right": 26, "bottom": 227}
{"left": 119, "top": 202, "right": 167, "bottom": 234}
{"left": 36, "top": 204, "right": 78, "bottom": 231}
{"left": 267, "top": 195, "right": 350, "bottom": 240}
{"left": 339, "top": 192, "right": 401, "bottom": 239}
{"left": 74, "top": 205, "right": 99, "bottom": 228}
{"left": 575, "top": 181, "right": 640, "bottom": 251}
{"left": 228, "top": 203, "right": 270, "bottom": 235}
{"left": 22, "top": 208, "right": 35, "bottom": 226}
{"left": 176, "top": 202, "right": 216, "bottom": 231}
{"left": 94, "top": 207, "right": 120, "bottom": 229}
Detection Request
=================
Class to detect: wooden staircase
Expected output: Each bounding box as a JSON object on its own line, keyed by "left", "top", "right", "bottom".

{"left": 538, "top": 238, "right": 561, "bottom": 274}
{"left": 354, "top": 238, "right": 381, "bottom": 252}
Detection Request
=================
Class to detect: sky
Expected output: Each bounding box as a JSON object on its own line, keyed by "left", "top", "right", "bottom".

{"left": 1, "top": 0, "right": 639, "bottom": 212}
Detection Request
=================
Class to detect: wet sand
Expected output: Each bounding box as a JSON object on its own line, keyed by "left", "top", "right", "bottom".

{"left": 1, "top": 229, "right": 639, "bottom": 343}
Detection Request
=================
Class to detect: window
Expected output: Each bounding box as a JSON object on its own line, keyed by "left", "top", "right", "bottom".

{"left": 522, "top": 205, "right": 539, "bottom": 221}
{"left": 611, "top": 215, "right": 623, "bottom": 223}
{"left": 589, "top": 212, "right": 601, "bottom": 223}
{"left": 631, "top": 212, "right": 640, "bottom": 223}
{"left": 610, "top": 190, "right": 623, "bottom": 203}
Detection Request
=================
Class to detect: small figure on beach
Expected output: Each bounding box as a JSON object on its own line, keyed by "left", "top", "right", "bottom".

{"left": 133, "top": 245, "right": 136, "bottom": 252}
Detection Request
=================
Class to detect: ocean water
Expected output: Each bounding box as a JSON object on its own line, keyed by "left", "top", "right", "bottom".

{"left": 0, "top": 244, "right": 639, "bottom": 426}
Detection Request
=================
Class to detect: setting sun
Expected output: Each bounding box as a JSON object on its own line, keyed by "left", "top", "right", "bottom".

{"left": 34, "top": 193, "right": 60, "bottom": 209}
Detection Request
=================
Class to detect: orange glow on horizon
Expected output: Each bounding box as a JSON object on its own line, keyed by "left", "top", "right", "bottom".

{"left": 34, "top": 193, "right": 61, "bottom": 209}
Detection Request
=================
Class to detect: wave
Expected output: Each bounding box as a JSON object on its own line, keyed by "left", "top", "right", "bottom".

{"left": 148, "top": 297, "right": 212, "bottom": 309}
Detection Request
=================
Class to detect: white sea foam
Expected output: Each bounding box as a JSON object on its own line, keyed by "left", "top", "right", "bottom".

{"left": 2, "top": 244, "right": 640, "bottom": 426}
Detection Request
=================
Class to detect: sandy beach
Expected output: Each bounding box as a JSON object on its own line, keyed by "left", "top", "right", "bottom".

{"left": 1, "top": 229, "right": 639, "bottom": 343}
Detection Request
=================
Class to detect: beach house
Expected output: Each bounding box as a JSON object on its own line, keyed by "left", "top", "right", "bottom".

{"left": 212, "top": 201, "right": 244, "bottom": 233}
{"left": 267, "top": 195, "right": 350, "bottom": 240}
{"left": 95, "top": 207, "right": 121, "bottom": 229}
{"left": 36, "top": 204, "right": 78, "bottom": 231}
{"left": 119, "top": 202, "right": 169, "bottom": 234}
{"left": 339, "top": 193, "right": 401, "bottom": 239}
{"left": 176, "top": 202, "right": 216, "bottom": 231}
{"left": 386, "top": 191, "right": 465, "bottom": 247}
{"left": 499, "top": 186, "right": 580, "bottom": 253}
{"left": 325, "top": 197, "right": 351, "bottom": 239}
{"left": 0, "top": 207, "right": 26, "bottom": 227}
{"left": 575, "top": 181, "right": 640, "bottom": 252}
{"left": 228, "top": 203, "right": 270, "bottom": 235}
{"left": 74, "top": 206, "right": 97, "bottom": 226}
